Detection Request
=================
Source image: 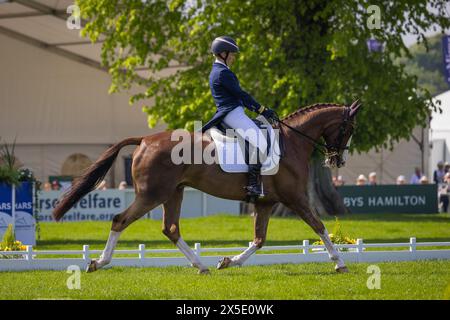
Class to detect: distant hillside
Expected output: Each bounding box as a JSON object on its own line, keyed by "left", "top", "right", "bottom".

{"left": 398, "top": 34, "right": 449, "bottom": 97}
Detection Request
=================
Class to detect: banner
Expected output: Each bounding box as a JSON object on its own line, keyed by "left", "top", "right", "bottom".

{"left": 0, "top": 182, "right": 35, "bottom": 245}
{"left": 0, "top": 183, "right": 13, "bottom": 241}
{"left": 336, "top": 184, "right": 438, "bottom": 214}
{"left": 37, "top": 190, "right": 126, "bottom": 222}
{"left": 443, "top": 35, "right": 450, "bottom": 85}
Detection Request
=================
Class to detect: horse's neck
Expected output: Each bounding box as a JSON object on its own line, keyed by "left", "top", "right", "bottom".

{"left": 282, "top": 106, "right": 343, "bottom": 153}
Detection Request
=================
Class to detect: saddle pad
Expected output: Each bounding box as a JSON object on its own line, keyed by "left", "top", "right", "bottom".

{"left": 209, "top": 116, "right": 281, "bottom": 175}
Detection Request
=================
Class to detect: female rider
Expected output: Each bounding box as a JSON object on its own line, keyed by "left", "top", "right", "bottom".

{"left": 201, "top": 36, "right": 278, "bottom": 200}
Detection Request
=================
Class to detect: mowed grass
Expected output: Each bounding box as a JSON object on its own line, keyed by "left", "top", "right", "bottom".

{"left": 1, "top": 213, "right": 450, "bottom": 299}
{"left": 1, "top": 261, "right": 450, "bottom": 299}
{"left": 34, "top": 212, "right": 450, "bottom": 250}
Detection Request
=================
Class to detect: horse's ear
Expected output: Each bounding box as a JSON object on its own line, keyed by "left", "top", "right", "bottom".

{"left": 349, "top": 102, "right": 362, "bottom": 118}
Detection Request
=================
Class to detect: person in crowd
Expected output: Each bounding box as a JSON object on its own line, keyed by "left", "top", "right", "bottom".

{"left": 438, "top": 172, "right": 450, "bottom": 213}
{"left": 96, "top": 180, "right": 107, "bottom": 190}
{"left": 433, "top": 161, "right": 446, "bottom": 184}
{"left": 445, "top": 162, "right": 450, "bottom": 174}
{"left": 332, "top": 176, "right": 337, "bottom": 186}
{"left": 43, "top": 182, "right": 52, "bottom": 191}
{"left": 410, "top": 167, "right": 422, "bottom": 184}
{"left": 336, "top": 175, "right": 345, "bottom": 186}
{"left": 118, "top": 181, "right": 128, "bottom": 190}
{"left": 51, "top": 180, "right": 61, "bottom": 191}
{"left": 368, "top": 172, "right": 377, "bottom": 185}
{"left": 396, "top": 175, "right": 406, "bottom": 185}
{"left": 420, "top": 175, "right": 429, "bottom": 184}
{"left": 356, "top": 174, "right": 367, "bottom": 186}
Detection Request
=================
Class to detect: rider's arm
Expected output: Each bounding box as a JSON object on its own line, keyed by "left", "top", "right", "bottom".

{"left": 219, "top": 69, "right": 265, "bottom": 114}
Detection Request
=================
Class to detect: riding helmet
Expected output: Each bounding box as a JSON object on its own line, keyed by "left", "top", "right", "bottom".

{"left": 211, "top": 36, "right": 239, "bottom": 54}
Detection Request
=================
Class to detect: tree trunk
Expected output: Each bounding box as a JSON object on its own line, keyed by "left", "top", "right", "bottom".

{"left": 270, "top": 157, "right": 348, "bottom": 217}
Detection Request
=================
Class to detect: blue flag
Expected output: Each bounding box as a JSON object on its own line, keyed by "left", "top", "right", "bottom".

{"left": 443, "top": 35, "right": 450, "bottom": 85}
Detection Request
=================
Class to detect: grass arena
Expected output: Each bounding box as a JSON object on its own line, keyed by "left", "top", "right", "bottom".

{"left": 1, "top": 213, "right": 449, "bottom": 300}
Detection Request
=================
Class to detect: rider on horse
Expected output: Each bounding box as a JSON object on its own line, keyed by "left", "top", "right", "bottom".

{"left": 202, "top": 36, "right": 278, "bottom": 200}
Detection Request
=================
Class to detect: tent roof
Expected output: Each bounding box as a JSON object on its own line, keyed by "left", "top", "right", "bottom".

{"left": 0, "top": 0, "right": 184, "bottom": 76}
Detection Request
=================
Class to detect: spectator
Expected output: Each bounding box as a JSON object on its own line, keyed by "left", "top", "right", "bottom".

{"left": 356, "top": 174, "right": 367, "bottom": 186}
{"left": 96, "top": 180, "right": 107, "bottom": 190}
{"left": 51, "top": 180, "right": 61, "bottom": 191}
{"left": 438, "top": 172, "right": 450, "bottom": 213}
{"left": 332, "top": 176, "right": 337, "bottom": 186}
{"left": 43, "top": 182, "right": 52, "bottom": 191}
{"left": 410, "top": 167, "right": 422, "bottom": 184}
{"left": 433, "top": 161, "right": 446, "bottom": 184}
{"left": 396, "top": 175, "right": 406, "bottom": 185}
{"left": 368, "top": 172, "right": 377, "bottom": 185}
{"left": 420, "top": 175, "right": 429, "bottom": 184}
{"left": 445, "top": 162, "right": 450, "bottom": 174}
{"left": 118, "top": 181, "right": 128, "bottom": 190}
{"left": 336, "top": 175, "right": 345, "bottom": 186}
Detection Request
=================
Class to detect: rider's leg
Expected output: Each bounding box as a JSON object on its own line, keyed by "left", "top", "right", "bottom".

{"left": 222, "top": 107, "right": 268, "bottom": 198}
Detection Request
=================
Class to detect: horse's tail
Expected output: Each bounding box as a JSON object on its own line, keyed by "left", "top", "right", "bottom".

{"left": 52, "top": 137, "right": 143, "bottom": 221}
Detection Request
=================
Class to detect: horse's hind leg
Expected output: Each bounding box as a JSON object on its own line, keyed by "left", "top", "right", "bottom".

{"left": 162, "top": 186, "right": 209, "bottom": 274}
{"left": 86, "top": 195, "right": 159, "bottom": 273}
{"left": 217, "top": 202, "right": 273, "bottom": 269}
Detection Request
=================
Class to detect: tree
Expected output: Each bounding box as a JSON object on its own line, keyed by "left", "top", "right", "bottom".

{"left": 78, "top": 0, "right": 450, "bottom": 215}
{"left": 397, "top": 33, "right": 450, "bottom": 97}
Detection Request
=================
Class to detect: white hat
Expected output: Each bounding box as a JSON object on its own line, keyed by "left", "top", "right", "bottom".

{"left": 357, "top": 174, "right": 367, "bottom": 181}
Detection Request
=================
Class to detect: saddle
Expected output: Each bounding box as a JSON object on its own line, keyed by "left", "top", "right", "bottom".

{"left": 208, "top": 115, "right": 282, "bottom": 175}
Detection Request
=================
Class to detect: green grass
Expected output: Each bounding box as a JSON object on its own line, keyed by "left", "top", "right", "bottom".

{"left": 0, "top": 261, "right": 449, "bottom": 299}
{"left": 1, "top": 213, "right": 450, "bottom": 300}
{"left": 35, "top": 213, "right": 450, "bottom": 251}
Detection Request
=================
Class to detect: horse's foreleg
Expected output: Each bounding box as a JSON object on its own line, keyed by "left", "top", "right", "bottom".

{"left": 217, "top": 202, "right": 273, "bottom": 269}
{"left": 86, "top": 196, "right": 158, "bottom": 273}
{"left": 289, "top": 198, "right": 348, "bottom": 273}
{"left": 162, "top": 187, "right": 209, "bottom": 274}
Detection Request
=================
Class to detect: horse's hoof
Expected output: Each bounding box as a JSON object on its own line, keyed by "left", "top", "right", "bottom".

{"left": 217, "top": 257, "right": 232, "bottom": 270}
{"left": 198, "top": 268, "right": 211, "bottom": 275}
{"left": 335, "top": 266, "right": 349, "bottom": 273}
{"left": 86, "top": 260, "right": 98, "bottom": 273}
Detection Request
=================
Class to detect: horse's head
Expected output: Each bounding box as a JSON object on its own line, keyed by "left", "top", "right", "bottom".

{"left": 322, "top": 100, "right": 362, "bottom": 168}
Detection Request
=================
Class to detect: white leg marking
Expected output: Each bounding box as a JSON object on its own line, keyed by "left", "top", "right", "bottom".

{"left": 319, "top": 229, "right": 346, "bottom": 269}
{"left": 176, "top": 237, "right": 208, "bottom": 271}
{"left": 230, "top": 242, "right": 259, "bottom": 266}
{"left": 97, "top": 230, "right": 121, "bottom": 268}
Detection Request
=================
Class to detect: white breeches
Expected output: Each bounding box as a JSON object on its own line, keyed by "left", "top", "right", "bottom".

{"left": 222, "top": 107, "right": 268, "bottom": 163}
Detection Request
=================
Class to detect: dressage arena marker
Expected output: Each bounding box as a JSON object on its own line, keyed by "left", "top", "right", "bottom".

{"left": 0, "top": 237, "right": 449, "bottom": 271}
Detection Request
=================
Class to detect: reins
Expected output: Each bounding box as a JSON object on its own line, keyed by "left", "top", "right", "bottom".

{"left": 274, "top": 106, "right": 352, "bottom": 156}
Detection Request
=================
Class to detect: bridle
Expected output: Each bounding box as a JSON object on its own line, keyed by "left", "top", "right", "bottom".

{"left": 276, "top": 106, "right": 355, "bottom": 158}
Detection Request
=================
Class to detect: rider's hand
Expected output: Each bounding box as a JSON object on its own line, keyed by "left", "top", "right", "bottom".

{"left": 261, "top": 107, "right": 279, "bottom": 122}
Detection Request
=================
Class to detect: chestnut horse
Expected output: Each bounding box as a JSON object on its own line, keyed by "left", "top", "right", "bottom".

{"left": 53, "top": 101, "right": 361, "bottom": 274}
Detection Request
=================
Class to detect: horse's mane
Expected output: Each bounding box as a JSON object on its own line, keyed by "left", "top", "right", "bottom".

{"left": 282, "top": 103, "right": 344, "bottom": 120}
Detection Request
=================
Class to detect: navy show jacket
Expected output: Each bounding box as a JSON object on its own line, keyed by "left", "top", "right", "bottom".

{"left": 201, "top": 62, "right": 261, "bottom": 132}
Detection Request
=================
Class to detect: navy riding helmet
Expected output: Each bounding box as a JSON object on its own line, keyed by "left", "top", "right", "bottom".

{"left": 211, "top": 36, "right": 239, "bottom": 65}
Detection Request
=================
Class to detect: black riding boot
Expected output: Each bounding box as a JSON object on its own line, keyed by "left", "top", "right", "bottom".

{"left": 245, "top": 163, "right": 264, "bottom": 202}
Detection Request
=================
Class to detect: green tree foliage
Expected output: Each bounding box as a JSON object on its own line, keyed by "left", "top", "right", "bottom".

{"left": 397, "top": 34, "right": 450, "bottom": 97}
{"left": 78, "top": 0, "right": 450, "bottom": 152}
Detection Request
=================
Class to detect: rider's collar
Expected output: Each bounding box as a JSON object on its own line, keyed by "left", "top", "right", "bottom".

{"left": 214, "top": 59, "right": 229, "bottom": 69}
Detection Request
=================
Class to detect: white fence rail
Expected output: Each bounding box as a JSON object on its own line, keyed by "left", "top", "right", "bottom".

{"left": 1, "top": 237, "right": 450, "bottom": 271}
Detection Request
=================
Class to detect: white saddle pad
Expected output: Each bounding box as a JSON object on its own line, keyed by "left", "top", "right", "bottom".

{"left": 209, "top": 116, "right": 281, "bottom": 175}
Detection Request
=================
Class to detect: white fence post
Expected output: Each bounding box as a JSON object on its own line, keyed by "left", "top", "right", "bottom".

{"left": 302, "top": 240, "right": 309, "bottom": 254}
{"left": 194, "top": 243, "right": 201, "bottom": 257}
{"left": 139, "top": 244, "right": 145, "bottom": 259}
{"left": 82, "top": 245, "right": 90, "bottom": 261}
{"left": 356, "top": 238, "right": 363, "bottom": 253}
{"left": 25, "top": 245, "right": 33, "bottom": 261}
{"left": 409, "top": 237, "right": 416, "bottom": 253}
